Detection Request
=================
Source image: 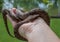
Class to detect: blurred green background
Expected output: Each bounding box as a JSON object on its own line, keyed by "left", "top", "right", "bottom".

{"left": 0, "top": 0, "right": 60, "bottom": 42}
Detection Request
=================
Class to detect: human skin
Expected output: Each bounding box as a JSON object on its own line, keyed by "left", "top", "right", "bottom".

{"left": 18, "top": 17, "right": 60, "bottom": 42}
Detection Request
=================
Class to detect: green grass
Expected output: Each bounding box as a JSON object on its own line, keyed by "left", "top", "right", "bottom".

{"left": 50, "top": 18, "right": 60, "bottom": 38}
{"left": 0, "top": 14, "right": 60, "bottom": 42}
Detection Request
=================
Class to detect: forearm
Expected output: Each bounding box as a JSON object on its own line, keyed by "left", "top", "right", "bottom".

{"left": 28, "top": 18, "right": 60, "bottom": 42}
{"left": 28, "top": 26, "right": 60, "bottom": 42}
{"left": 19, "top": 18, "right": 60, "bottom": 42}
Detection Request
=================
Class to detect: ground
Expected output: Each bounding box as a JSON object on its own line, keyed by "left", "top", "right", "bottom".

{"left": 0, "top": 14, "right": 60, "bottom": 42}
